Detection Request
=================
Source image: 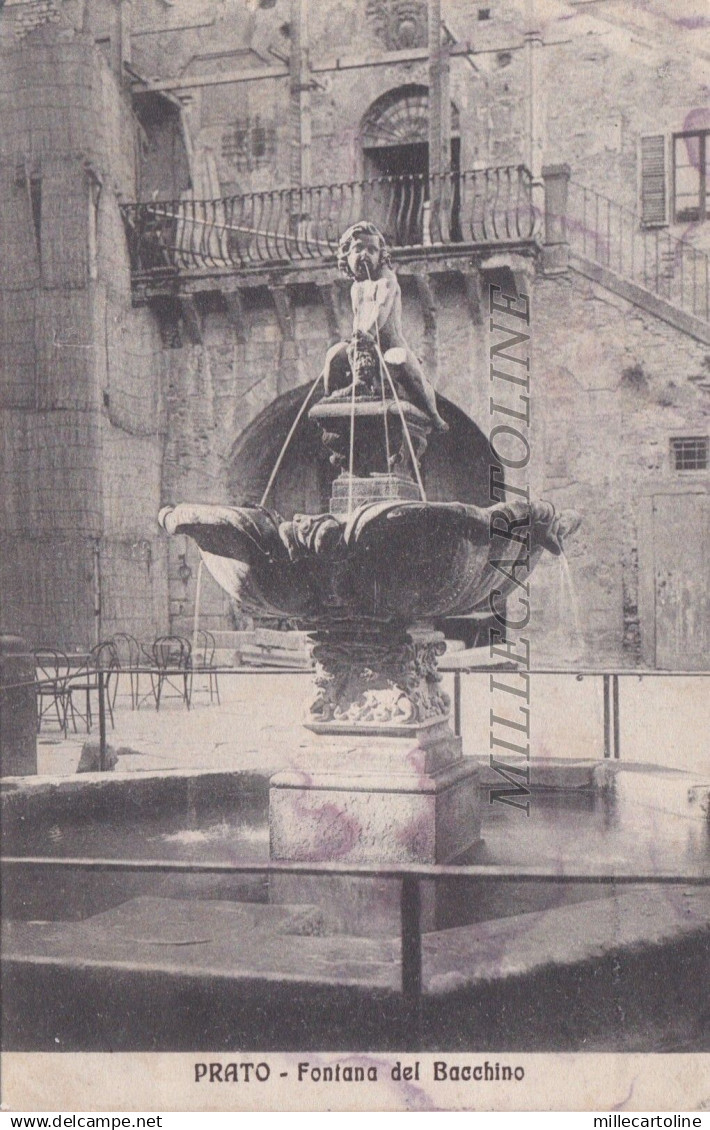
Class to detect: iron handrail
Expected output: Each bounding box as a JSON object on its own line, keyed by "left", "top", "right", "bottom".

{"left": 119, "top": 165, "right": 537, "bottom": 276}
{"left": 10, "top": 665, "right": 709, "bottom": 691}
{"left": 7, "top": 663, "right": 709, "bottom": 766}
{"left": 3, "top": 855, "right": 708, "bottom": 1050}
{"left": 3, "top": 855, "right": 709, "bottom": 882}
{"left": 568, "top": 180, "right": 710, "bottom": 322}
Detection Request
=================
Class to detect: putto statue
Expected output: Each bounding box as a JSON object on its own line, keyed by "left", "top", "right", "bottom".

{"left": 321, "top": 221, "right": 449, "bottom": 431}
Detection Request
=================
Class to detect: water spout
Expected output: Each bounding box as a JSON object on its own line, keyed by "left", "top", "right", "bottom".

{"left": 558, "top": 552, "right": 586, "bottom": 664}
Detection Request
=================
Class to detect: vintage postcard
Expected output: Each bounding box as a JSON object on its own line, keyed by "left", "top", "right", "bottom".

{"left": 0, "top": 0, "right": 708, "bottom": 1115}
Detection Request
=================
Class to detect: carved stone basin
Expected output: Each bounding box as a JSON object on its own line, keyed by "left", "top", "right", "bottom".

{"left": 158, "top": 496, "right": 576, "bottom": 627}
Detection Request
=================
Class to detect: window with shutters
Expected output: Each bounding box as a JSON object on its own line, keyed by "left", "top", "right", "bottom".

{"left": 640, "top": 135, "right": 667, "bottom": 226}
{"left": 673, "top": 131, "right": 708, "bottom": 223}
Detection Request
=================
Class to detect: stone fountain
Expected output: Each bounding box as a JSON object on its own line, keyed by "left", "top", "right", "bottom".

{"left": 159, "top": 222, "right": 578, "bottom": 878}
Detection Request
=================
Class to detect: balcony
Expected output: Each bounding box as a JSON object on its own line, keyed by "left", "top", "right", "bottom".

{"left": 120, "top": 166, "right": 538, "bottom": 293}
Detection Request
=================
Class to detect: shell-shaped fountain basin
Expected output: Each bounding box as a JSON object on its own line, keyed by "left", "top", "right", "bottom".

{"left": 159, "top": 498, "right": 580, "bottom": 626}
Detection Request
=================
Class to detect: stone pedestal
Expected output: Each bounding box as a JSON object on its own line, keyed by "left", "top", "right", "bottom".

{"left": 307, "top": 624, "right": 450, "bottom": 730}
{"left": 330, "top": 472, "right": 420, "bottom": 517}
{"left": 270, "top": 719, "right": 479, "bottom": 865}
{"left": 269, "top": 719, "right": 481, "bottom": 933}
{"left": 268, "top": 612, "right": 482, "bottom": 932}
{"left": 309, "top": 397, "right": 430, "bottom": 491}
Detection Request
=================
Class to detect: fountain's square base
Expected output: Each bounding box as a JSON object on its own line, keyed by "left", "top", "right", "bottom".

{"left": 269, "top": 721, "right": 480, "bottom": 866}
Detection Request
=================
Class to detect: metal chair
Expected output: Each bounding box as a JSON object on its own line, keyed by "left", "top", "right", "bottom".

{"left": 148, "top": 635, "right": 192, "bottom": 710}
{"left": 189, "top": 628, "right": 220, "bottom": 705}
{"left": 34, "top": 649, "right": 72, "bottom": 737}
{"left": 110, "top": 633, "right": 142, "bottom": 709}
{"left": 64, "top": 641, "right": 118, "bottom": 734}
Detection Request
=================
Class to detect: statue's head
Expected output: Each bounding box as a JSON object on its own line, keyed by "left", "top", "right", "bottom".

{"left": 337, "top": 221, "right": 392, "bottom": 280}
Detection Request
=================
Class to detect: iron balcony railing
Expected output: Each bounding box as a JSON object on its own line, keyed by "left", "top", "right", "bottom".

{"left": 568, "top": 181, "right": 710, "bottom": 322}
{"left": 120, "top": 166, "right": 537, "bottom": 276}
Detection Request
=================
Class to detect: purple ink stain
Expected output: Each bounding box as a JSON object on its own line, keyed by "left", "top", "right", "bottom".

{"left": 292, "top": 789, "right": 363, "bottom": 861}
{"left": 675, "top": 16, "right": 710, "bottom": 30}
{"left": 396, "top": 809, "right": 434, "bottom": 859}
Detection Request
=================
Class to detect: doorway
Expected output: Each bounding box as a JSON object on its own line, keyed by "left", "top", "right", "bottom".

{"left": 360, "top": 85, "right": 461, "bottom": 245}
{"left": 363, "top": 138, "right": 461, "bottom": 245}
{"left": 638, "top": 491, "right": 709, "bottom": 669}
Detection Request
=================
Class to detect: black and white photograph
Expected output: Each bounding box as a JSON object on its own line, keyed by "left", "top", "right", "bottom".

{"left": 0, "top": 0, "right": 708, "bottom": 1114}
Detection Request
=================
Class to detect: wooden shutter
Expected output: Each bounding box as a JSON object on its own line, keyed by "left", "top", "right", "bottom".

{"left": 640, "top": 135, "right": 667, "bottom": 225}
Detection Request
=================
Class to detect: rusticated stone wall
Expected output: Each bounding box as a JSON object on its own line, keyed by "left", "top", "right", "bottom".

{"left": 0, "top": 23, "right": 168, "bottom": 649}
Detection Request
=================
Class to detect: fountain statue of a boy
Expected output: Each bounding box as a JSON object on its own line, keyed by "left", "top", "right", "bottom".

{"left": 321, "top": 221, "right": 449, "bottom": 431}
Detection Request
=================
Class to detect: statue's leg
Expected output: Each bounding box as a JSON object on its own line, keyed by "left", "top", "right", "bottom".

{"left": 322, "top": 341, "right": 351, "bottom": 395}
{"left": 402, "top": 351, "right": 449, "bottom": 431}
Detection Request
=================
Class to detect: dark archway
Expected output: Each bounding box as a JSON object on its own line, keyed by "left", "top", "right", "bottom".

{"left": 360, "top": 85, "right": 460, "bottom": 157}
{"left": 230, "top": 388, "right": 496, "bottom": 515}
{"left": 229, "top": 385, "right": 333, "bottom": 517}
{"left": 229, "top": 390, "right": 502, "bottom": 644}
{"left": 133, "top": 91, "right": 192, "bottom": 202}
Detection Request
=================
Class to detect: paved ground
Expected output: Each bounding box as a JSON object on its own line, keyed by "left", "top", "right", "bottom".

{"left": 36, "top": 670, "right": 313, "bottom": 777}
{"left": 34, "top": 665, "right": 710, "bottom": 777}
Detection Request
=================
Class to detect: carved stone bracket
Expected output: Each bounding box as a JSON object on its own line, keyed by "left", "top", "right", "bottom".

{"left": 317, "top": 282, "right": 344, "bottom": 345}
{"left": 307, "top": 626, "right": 450, "bottom": 731}
{"left": 180, "top": 296, "right": 203, "bottom": 345}
{"left": 412, "top": 272, "right": 438, "bottom": 377}
{"left": 271, "top": 284, "right": 295, "bottom": 339}
{"left": 479, "top": 251, "right": 536, "bottom": 300}
{"left": 462, "top": 270, "right": 485, "bottom": 325}
{"left": 222, "top": 289, "right": 248, "bottom": 343}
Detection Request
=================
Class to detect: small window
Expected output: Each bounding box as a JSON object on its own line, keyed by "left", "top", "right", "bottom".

{"left": 673, "top": 131, "right": 708, "bottom": 223}
{"left": 478, "top": 8, "right": 491, "bottom": 19}
{"left": 671, "top": 436, "right": 708, "bottom": 471}
{"left": 222, "top": 118, "right": 275, "bottom": 170}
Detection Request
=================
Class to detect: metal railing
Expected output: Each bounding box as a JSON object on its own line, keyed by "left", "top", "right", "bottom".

{"left": 3, "top": 854, "right": 708, "bottom": 1049}
{"left": 119, "top": 166, "right": 537, "bottom": 277}
{"left": 7, "top": 663, "right": 710, "bottom": 769}
{"left": 441, "top": 665, "right": 710, "bottom": 761}
{"left": 568, "top": 181, "right": 710, "bottom": 322}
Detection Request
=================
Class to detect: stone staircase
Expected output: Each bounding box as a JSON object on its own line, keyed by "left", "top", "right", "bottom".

{"left": 566, "top": 181, "right": 710, "bottom": 345}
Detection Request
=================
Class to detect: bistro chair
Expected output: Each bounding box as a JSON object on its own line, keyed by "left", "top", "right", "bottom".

{"left": 110, "top": 633, "right": 142, "bottom": 709}
{"left": 34, "top": 649, "right": 73, "bottom": 737}
{"left": 147, "top": 635, "right": 192, "bottom": 710}
{"left": 64, "top": 641, "right": 119, "bottom": 734}
{"left": 189, "top": 628, "right": 220, "bottom": 705}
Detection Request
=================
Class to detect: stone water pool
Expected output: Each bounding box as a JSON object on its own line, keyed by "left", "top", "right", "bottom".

{"left": 2, "top": 761, "right": 709, "bottom": 1050}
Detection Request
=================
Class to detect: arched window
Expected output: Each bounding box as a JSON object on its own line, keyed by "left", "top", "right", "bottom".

{"left": 361, "top": 85, "right": 460, "bottom": 155}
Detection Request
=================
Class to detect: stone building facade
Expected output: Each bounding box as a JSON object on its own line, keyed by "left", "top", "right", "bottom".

{"left": 0, "top": 0, "right": 708, "bottom": 668}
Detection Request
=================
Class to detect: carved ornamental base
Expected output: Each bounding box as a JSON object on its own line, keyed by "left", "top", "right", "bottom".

{"left": 306, "top": 625, "right": 450, "bottom": 734}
